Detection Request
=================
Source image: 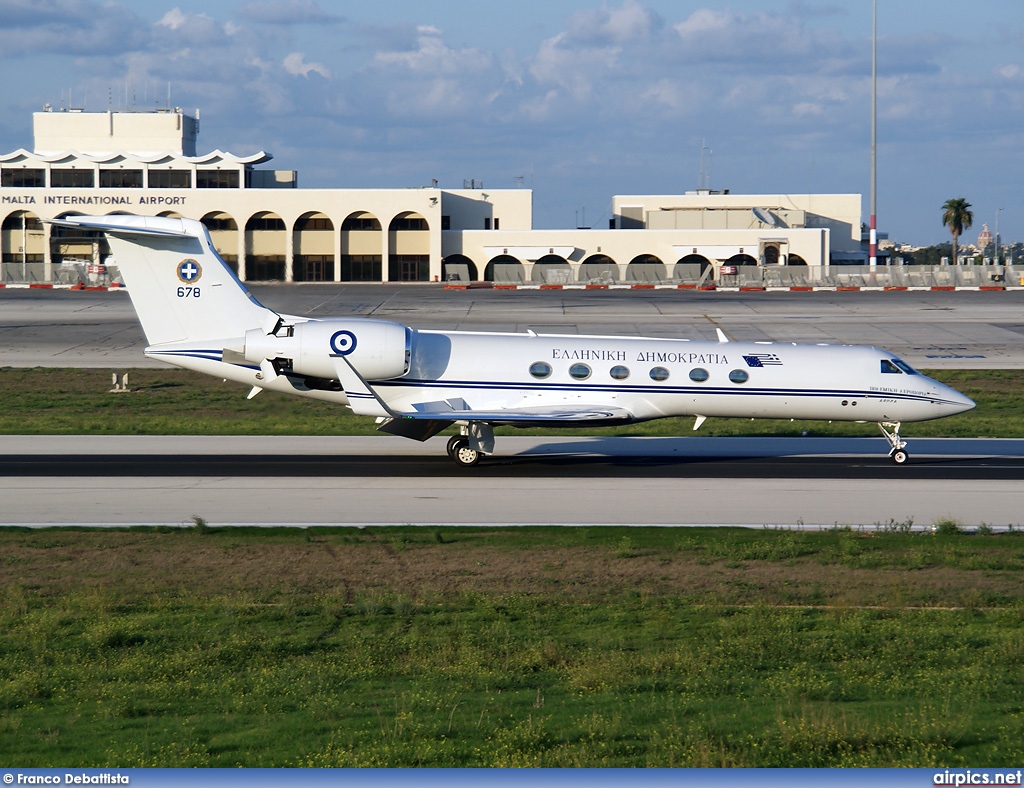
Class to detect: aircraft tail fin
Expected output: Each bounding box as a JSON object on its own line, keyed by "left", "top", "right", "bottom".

{"left": 49, "top": 215, "right": 272, "bottom": 346}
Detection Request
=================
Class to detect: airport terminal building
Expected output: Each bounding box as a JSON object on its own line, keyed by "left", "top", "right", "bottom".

{"left": 1, "top": 108, "right": 868, "bottom": 286}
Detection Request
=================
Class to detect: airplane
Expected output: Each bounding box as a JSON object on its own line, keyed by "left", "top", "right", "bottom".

{"left": 49, "top": 214, "right": 975, "bottom": 467}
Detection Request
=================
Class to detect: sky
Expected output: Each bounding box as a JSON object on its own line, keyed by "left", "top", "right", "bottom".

{"left": 1, "top": 0, "right": 1022, "bottom": 246}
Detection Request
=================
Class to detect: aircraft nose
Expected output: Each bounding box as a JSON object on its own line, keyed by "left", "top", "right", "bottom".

{"left": 938, "top": 385, "right": 975, "bottom": 416}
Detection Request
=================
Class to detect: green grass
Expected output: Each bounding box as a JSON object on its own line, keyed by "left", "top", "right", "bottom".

{"left": 0, "top": 367, "right": 1017, "bottom": 437}
{"left": 2, "top": 526, "right": 1023, "bottom": 767}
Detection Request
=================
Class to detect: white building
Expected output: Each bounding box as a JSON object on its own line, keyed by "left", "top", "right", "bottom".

{"left": 1, "top": 108, "right": 869, "bottom": 286}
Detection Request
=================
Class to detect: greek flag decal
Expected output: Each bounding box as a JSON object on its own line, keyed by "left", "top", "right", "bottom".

{"left": 743, "top": 353, "right": 783, "bottom": 367}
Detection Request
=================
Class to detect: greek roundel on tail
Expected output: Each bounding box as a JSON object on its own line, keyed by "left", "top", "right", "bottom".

{"left": 47, "top": 214, "right": 975, "bottom": 467}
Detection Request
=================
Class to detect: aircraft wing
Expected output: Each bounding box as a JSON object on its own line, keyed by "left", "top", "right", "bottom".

{"left": 378, "top": 401, "right": 635, "bottom": 441}
{"left": 331, "top": 353, "right": 635, "bottom": 440}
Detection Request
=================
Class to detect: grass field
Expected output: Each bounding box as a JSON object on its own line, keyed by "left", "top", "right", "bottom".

{"left": 0, "top": 367, "right": 1019, "bottom": 437}
{"left": 2, "top": 526, "right": 1023, "bottom": 767}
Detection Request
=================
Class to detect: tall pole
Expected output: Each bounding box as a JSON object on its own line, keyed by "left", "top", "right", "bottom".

{"left": 995, "top": 207, "right": 1003, "bottom": 266}
{"left": 870, "top": 0, "right": 877, "bottom": 269}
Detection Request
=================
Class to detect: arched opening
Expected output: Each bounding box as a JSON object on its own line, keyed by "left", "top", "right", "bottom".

{"left": 245, "top": 211, "right": 286, "bottom": 281}
{"left": 578, "top": 254, "right": 618, "bottom": 284}
{"left": 726, "top": 253, "right": 758, "bottom": 267}
{"left": 389, "top": 211, "right": 430, "bottom": 281}
{"left": 2, "top": 210, "right": 45, "bottom": 283}
{"left": 673, "top": 253, "right": 712, "bottom": 282}
{"left": 626, "top": 254, "right": 666, "bottom": 283}
{"left": 157, "top": 210, "right": 184, "bottom": 219}
{"left": 200, "top": 212, "right": 239, "bottom": 273}
{"left": 484, "top": 254, "right": 525, "bottom": 283}
{"left": 293, "top": 211, "right": 335, "bottom": 282}
{"left": 763, "top": 244, "right": 781, "bottom": 266}
{"left": 341, "top": 212, "right": 382, "bottom": 281}
{"left": 531, "top": 254, "right": 571, "bottom": 284}
{"left": 442, "top": 254, "right": 477, "bottom": 282}
{"left": 788, "top": 254, "right": 808, "bottom": 266}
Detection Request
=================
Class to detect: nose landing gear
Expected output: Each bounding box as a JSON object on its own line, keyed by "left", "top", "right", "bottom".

{"left": 878, "top": 421, "right": 909, "bottom": 464}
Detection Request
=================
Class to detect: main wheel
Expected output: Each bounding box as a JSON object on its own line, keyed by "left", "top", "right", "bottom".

{"left": 891, "top": 448, "right": 909, "bottom": 465}
{"left": 446, "top": 435, "right": 463, "bottom": 458}
{"left": 451, "top": 439, "right": 481, "bottom": 467}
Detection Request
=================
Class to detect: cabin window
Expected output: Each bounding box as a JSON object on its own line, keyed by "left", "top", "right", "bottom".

{"left": 609, "top": 365, "right": 630, "bottom": 380}
{"left": 649, "top": 367, "right": 670, "bottom": 381}
{"left": 881, "top": 360, "right": 902, "bottom": 374}
{"left": 569, "top": 363, "right": 591, "bottom": 380}
{"left": 689, "top": 368, "right": 709, "bottom": 382}
{"left": 729, "top": 369, "right": 749, "bottom": 384}
{"left": 529, "top": 361, "right": 552, "bottom": 379}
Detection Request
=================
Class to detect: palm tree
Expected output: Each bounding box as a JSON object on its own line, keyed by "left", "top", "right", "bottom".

{"left": 942, "top": 198, "right": 973, "bottom": 265}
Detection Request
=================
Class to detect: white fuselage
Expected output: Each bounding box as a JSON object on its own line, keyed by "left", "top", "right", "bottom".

{"left": 148, "top": 322, "right": 975, "bottom": 427}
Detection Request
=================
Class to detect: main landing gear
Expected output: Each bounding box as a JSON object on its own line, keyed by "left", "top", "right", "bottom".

{"left": 445, "top": 422, "right": 495, "bottom": 467}
{"left": 878, "top": 421, "right": 909, "bottom": 465}
{"left": 446, "top": 435, "right": 481, "bottom": 467}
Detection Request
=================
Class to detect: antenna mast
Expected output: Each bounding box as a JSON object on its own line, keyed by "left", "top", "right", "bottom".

{"left": 698, "top": 139, "right": 712, "bottom": 190}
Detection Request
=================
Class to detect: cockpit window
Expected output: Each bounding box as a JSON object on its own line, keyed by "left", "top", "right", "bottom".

{"left": 881, "top": 358, "right": 918, "bottom": 375}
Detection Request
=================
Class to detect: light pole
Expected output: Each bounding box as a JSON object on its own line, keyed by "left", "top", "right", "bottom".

{"left": 995, "top": 207, "right": 1003, "bottom": 267}
{"left": 869, "top": 0, "right": 877, "bottom": 269}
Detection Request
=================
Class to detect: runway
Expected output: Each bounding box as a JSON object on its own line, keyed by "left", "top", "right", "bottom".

{"left": 4, "top": 436, "right": 1024, "bottom": 529}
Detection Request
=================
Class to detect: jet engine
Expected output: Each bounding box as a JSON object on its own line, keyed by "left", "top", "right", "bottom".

{"left": 243, "top": 318, "right": 410, "bottom": 382}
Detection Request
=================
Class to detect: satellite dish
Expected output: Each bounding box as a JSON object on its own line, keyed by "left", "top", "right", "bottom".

{"left": 752, "top": 207, "right": 777, "bottom": 227}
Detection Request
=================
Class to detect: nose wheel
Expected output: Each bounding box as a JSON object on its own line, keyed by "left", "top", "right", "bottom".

{"left": 446, "top": 435, "right": 481, "bottom": 467}
{"left": 878, "top": 421, "right": 909, "bottom": 465}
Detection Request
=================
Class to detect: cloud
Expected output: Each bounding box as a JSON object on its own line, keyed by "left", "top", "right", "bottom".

{"left": 672, "top": 8, "right": 853, "bottom": 71}
{"left": 156, "top": 8, "right": 187, "bottom": 31}
{"left": 565, "top": 0, "right": 661, "bottom": 45}
{"left": 154, "top": 8, "right": 231, "bottom": 44}
{"left": 372, "top": 25, "right": 494, "bottom": 76}
{"left": 237, "top": 0, "right": 343, "bottom": 26}
{"left": 0, "top": 0, "right": 148, "bottom": 57}
{"left": 364, "top": 26, "right": 508, "bottom": 118}
{"left": 283, "top": 52, "right": 330, "bottom": 79}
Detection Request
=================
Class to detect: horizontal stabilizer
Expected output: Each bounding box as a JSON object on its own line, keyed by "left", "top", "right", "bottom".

{"left": 46, "top": 215, "right": 193, "bottom": 238}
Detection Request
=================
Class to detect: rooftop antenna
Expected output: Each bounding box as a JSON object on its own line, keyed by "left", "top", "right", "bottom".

{"left": 698, "top": 139, "right": 712, "bottom": 190}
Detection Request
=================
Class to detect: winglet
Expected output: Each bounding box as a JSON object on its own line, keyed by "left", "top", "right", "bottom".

{"left": 716, "top": 328, "right": 730, "bottom": 343}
